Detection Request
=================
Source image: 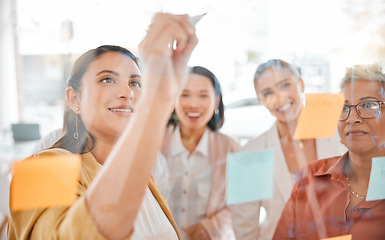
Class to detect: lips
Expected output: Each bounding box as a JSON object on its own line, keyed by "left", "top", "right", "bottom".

{"left": 346, "top": 130, "right": 368, "bottom": 136}
{"left": 108, "top": 105, "right": 134, "bottom": 114}
{"left": 187, "top": 112, "right": 201, "bottom": 118}
{"left": 276, "top": 102, "right": 292, "bottom": 112}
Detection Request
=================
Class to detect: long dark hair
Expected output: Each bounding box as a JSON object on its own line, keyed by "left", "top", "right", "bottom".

{"left": 52, "top": 45, "right": 139, "bottom": 153}
{"left": 168, "top": 66, "right": 225, "bottom": 131}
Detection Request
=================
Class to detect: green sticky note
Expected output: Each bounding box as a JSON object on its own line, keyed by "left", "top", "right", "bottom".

{"left": 366, "top": 156, "right": 385, "bottom": 201}
{"left": 226, "top": 149, "right": 274, "bottom": 205}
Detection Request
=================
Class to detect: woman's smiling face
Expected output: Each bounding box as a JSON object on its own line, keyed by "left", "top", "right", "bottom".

{"left": 255, "top": 68, "right": 304, "bottom": 123}
{"left": 174, "top": 73, "right": 217, "bottom": 132}
{"left": 76, "top": 51, "right": 142, "bottom": 141}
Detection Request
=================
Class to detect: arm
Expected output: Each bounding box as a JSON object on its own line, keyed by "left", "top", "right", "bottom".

{"left": 232, "top": 201, "right": 262, "bottom": 240}
{"left": 86, "top": 13, "right": 198, "bottom": 240}
{"left": 272, "top": 175, "right": 300, "bottom": 240}
{"left": 200, "top": 205, "right": 235, "bottom": 239}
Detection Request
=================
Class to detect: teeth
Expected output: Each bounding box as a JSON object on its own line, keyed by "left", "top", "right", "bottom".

{"left": 187, "top": 112, "right": 200, "bottom": 117}
{"left": 109, "top": 108, "right": 132, "bottom": 112}
{"left": 278, "top": 104, "right": 291, "bottom": 111}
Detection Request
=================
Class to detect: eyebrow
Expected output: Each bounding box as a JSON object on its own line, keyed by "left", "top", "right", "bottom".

{"left": 359, "top": 96, "right": 379, "bottom": 101}
{"left": 182, "top": 89, "right": 209, "bottom": 93}
{"left": 277, "top": 79, "right": 290, "bottom": 84}
{"left": 96, "top": 70, "right": 119, "bottom": 76}
{"left": 344, "top": 96, "right": 379, "bottom": 103}
{"left": 96, "top": 70, "right": 141, "bottom": 79}
{"left": 260, "top": 79, "right": 290, "bottom": 93}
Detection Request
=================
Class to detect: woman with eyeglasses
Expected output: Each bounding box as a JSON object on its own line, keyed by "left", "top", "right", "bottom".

{"left": 273, "top": 63, "right": 385, "bottom": 239}
{"left": 232, "top": 59, "right": 346, "bottom": 240}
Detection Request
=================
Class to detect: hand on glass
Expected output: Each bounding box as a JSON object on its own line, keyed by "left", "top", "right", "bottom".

{"left": 139, "top": 13, "right": 198, "bottom": 104}
{"left": 184, "top": 223, "right": 210, "bottom": 240}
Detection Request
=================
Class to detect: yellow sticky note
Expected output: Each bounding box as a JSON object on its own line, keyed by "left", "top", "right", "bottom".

{"left": 294, "top": 93, "right": 345, "bottom": 139}
{"left": 10, "top": 154, "right": 81, "bottom": 211}
{"left": 321, "top": 234, "right": 352, "bottom": 240}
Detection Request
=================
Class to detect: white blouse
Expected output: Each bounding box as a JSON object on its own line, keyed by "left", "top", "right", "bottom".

{"left": 165, "top": 126, "right": 212, "bottom": 239}
{"left": 131, "top": 187, "right": 178, "bottom": 240}
{"left": 97, "top": 163, "right": 177, "bottom": 239}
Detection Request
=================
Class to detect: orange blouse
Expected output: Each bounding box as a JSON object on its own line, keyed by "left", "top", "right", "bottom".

{"left": 273, "top": 152, "right": 385, "bottom": 240}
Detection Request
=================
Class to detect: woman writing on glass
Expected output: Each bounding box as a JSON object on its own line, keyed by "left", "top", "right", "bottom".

{"left": 273, "top": 63, "right": 385, "bottom": 239}
{"left": 8, "top": 13, "right": 198, "bottom": 240}
{"left": 161, "top": 66, "right": 240, "bottom": 240}
{"left": 232, "top": 59, "right": 346, "bottom": 240}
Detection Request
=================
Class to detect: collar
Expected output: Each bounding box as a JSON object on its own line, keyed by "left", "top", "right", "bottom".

{"left": 169, "top": 125, "right": 209, "bottom": 157}
{"left": 314, "top": 151, "right": 349, "bottom": 182}
{"left": 313, "top": 151, "right": 385, "bottom": 208}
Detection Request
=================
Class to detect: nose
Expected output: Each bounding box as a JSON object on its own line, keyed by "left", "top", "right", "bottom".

{"left": 118, "top": 84, "right": 134, "bottom": 100}
{"left": 274, "top": 92, "right": 286, "bottom": 108}
{"left": 346, "top": 106, "right": 363, "bottom": 124}
{"left": 187, "top": 96, "right": 199, "bottom": 107}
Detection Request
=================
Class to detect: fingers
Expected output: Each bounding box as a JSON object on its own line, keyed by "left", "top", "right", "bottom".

{"left": 184, "top": 223, "right": 210, "bottom": 240}
{"left": 139, "top": 12, "right": 197, "bottom": 59}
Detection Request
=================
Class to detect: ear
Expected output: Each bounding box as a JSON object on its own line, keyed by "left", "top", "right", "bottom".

{"left": 257, "top": 95, "right": 263, "bottom": 105}
{"left": 254, "top": 82, "right": 262, "bottom": 104}
{"left": 299, "top": 78, "right": 305, "bottom": 93}
{"left": 66, "top": 86, "right": 80, "bottom": 113}
{"left": 215, "top": 95, "right": 221, "bottom": 109}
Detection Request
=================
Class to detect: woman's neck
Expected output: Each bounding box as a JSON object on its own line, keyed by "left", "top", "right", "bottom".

{"left": 90, "top": 137, "right": 115, "bottom": 165}
{"left": 179, "top": 125, "right": 206, "bottom": 153}
{"left": 346, "top": 152, "right": 373, "bottom": 185}
{"left": 276, "top": 119, "right": 298, "bottom": 140}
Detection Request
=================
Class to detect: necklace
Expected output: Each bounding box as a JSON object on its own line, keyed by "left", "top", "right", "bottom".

{"left": 346, "top": 177, "right": 366, "bottom": 200}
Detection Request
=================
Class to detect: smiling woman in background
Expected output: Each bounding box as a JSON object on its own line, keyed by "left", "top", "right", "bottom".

{"left": 8, "top": 13, "right": 198, "bottom": 240}
{"left": 232, "top": 59, "right": 347, "bottom": 240}
{"left": 273, "top": 63, "right": 385, "bottom": 239}
{"left": 161, "top": 66, "right": 240, "bottom": 240}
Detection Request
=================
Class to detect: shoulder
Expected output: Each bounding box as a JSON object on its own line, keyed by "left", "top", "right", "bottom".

{"left": 242, "top": 124, "right": 275, "bottom": 151}
{"left": 301, "top": 156, "right": 342, "bottom": 178}
{"left": 30, "top": 148, "right": 72, "bottom": 158}
{"left": 212, "top": 130, "right": 241, "bottom": 151}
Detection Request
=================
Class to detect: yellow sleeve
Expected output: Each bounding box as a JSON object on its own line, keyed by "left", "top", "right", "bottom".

{"left": 8, "top": 197, "right": 107, "bottom": 240}
{"left": 8, "top": 148, "right": 118, "bottom": 240}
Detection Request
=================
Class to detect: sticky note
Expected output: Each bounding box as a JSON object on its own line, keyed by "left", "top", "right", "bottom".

{"left": 294, "top": 93, "right": 345, "bottom": 139}
{"left": 11, "top": 154, "right": 81, "bottom": 211}
{"left": 366, "top": 156, "right": 385, "bottom": 201}
{"left": 321, "top": 234, "right": 352, "bottom": 240}
{"left": 226, "top": 149, "right": 274, "bottom": 205}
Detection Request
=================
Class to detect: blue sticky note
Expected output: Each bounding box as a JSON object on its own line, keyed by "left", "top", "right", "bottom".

{"left": 366, "top": 156, "right": 385, "bottom": 201}
{"left": 226, "top": 149, "right": 274, "bottom": 205}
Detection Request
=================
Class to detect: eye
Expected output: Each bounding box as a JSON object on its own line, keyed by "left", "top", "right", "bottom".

{"left": 263, "top": 91, "right": 272, "bottom": 98}
{"left": 181, "top": 93, "right": 189, "bottom": 98}
{"left": 200, "top": 94, "right": 208, "bottom": 98}
{"left": 280, "top": 83, "right": 290, "bottom": 89}
{"left": 129, "top": 80, "right": 141, "bottom": 88}
{"left": 101, "top": 77, "right": 114, "bottom": 84}
{"left": 360, "top": 101, "right": 377, "bottom": 109}
{"left": 342, "top": 105, "right": 350, "bottom": 113}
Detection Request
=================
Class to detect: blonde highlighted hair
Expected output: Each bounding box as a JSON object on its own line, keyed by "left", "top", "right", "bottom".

{"left": 340, "top": 63, "right": 385, "bottom": 89}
